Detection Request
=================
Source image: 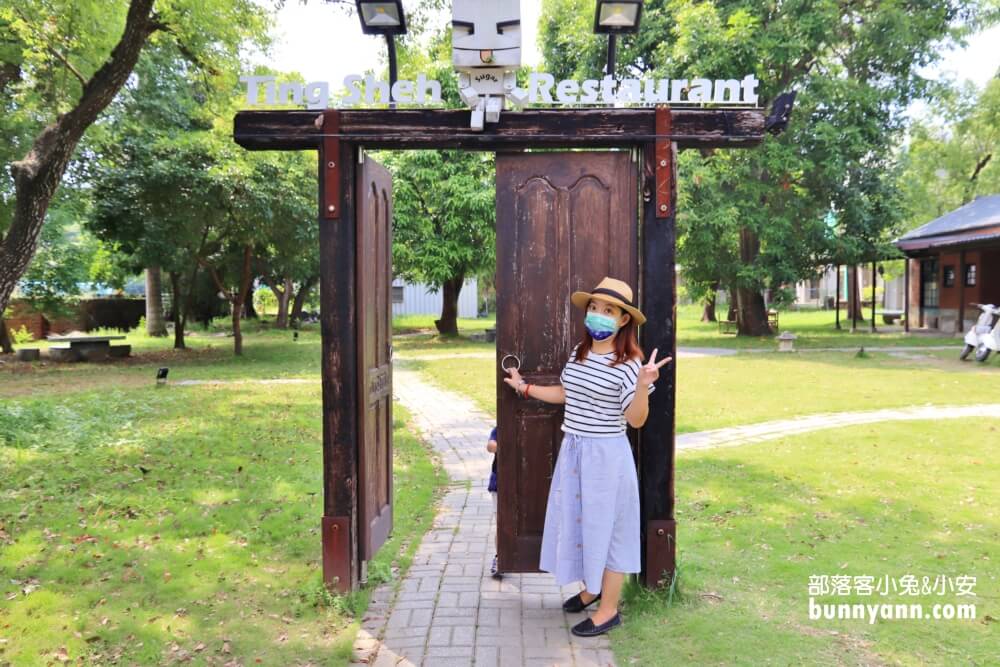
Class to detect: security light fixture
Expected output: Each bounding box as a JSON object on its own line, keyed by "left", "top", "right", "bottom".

{"left": 355, "top": 0, "right": 406, "bottom": 35}
{"left": 156, "top": 367, "right": 169, "bottom": 386}
{"left": 593, "top": 0, "right": 643, "bottom": 79}
{"left": 594, "top": 0, "right": 643, "bottom": 34}
{"left": 355, "top": 0, "right": 408, "bottom": 107}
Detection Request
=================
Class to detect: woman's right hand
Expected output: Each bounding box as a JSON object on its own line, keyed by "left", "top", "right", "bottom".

{"left": 503, "top": 367, "right": 524, "bottom": 394}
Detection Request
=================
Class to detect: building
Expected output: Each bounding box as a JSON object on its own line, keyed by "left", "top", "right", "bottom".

{"left": 791, "top": 266, "right": 906, "bottom": 312}
{"left": 391, "top": 278, "right": 479, "bottom": 318}
{"left": 895, "top": 195, "right": 1000, "bottom": 333}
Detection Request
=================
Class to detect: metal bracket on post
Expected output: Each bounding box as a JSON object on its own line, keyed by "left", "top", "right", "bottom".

{"left": 644, "top": 519, "right": 676, "bottom": 588}
{"left": 322, "top": 110, "right": 341, "bottom": 220}
{"left": 655, "top": 106, "right": 673, "bottom": 219}
{"left": 321, "top": 515, "right": 352, "bottom": 593}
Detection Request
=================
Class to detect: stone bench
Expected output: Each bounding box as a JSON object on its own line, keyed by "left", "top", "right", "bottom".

{"left": 48, "top": 347, "right": 79, "bottom": 362}
{"left": 16, "top": 348, "right": 40, "bottom": 362}
{"left": 109, "top": 345, "right": 132, "bottom": 358}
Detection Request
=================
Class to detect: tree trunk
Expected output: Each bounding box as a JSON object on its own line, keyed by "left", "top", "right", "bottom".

{"left": 700, "top": 281, "right": 719, "bottom": 322}
{"left": 736, "top": 287, "right": 771, "bottom": 336}
{"left": 435, "top": 273, "right": 464, "bottom": 336}
{"left": 272, "top": 277, "right": 293, "bottom": 329}
{"left": 0, "top": 316, "right": 13, "bottom": 354}
{"left": 846, "top": 265, "right": 865, "bottom": 325}
{"left": 0, "top": 0, "right": 159, "bottom": 316}
{"left": 145, "top": 265, "right": 168, "bottom": 336}
{"left": 231, "top": 246, "right": 253, "bottom": 355}
{"left": 736, "top": 227, "right": 772, "bottom": 336}
{"left": 727, "top": 289, "right": 737, "bottom": 321}
{"left": 290, "top": 276, "right": 316, "bottom": 324}
{"left": 169, "top": 271, "right": 186, "bottom": 350}
{"left": 242, "top": 279, "right": 257, "bottom": 320}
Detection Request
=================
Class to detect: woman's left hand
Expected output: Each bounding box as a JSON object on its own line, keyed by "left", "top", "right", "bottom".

{"left": 638, "top": 348, "right": 672, "bottom": 385}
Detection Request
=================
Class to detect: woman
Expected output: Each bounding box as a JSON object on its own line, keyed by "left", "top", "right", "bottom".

{"left": 503, "top": 277, "right": 671, "bottom": 637}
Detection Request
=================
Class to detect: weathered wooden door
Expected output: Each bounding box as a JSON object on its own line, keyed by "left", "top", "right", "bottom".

{"left": 357, "top": 155, "right": 393, "bottom": 561}
{"left": 495, "top": 151, "right": 638, "bottom": 572}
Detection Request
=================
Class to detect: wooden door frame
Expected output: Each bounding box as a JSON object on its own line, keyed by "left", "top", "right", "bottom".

{"left": 234, "top": 105, "right": 772, "bottom": 592}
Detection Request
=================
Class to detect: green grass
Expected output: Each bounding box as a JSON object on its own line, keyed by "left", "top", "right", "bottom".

{"left": 0, "top": 356, "right": 446, "bottom": 665}
{"left": 1, "top": 325, "right": 325, "bottom": 399}
{"left": 392, "top": 315, "right": 495, "bottom": 336}
{"left": 404, "top": 350, "right": 1000, "bottom": 431}
{"left": 615, "top": 419, "right": 999, "bottom": 665}
{"left": 676, "top": 305, "right": 956, "bottom": 350}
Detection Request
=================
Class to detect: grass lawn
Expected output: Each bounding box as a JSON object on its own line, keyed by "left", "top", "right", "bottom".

{"left": 675, "top": 305, "right": 957, "bottom": 350}
{"left": 617, "top": 419, "right": 999, "bottom": 665}
{"left": 405, "top": 350, "right": 1000, "bottom": 432}
{"left": 0, "top": 338, "right": 447, "bottom": 666}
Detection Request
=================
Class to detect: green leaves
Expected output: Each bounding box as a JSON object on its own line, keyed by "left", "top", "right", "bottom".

{"left": 384, "top": 149, "right": 495, "bottom": 289}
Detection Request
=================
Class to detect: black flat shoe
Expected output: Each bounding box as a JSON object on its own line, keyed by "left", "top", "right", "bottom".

{"left": 571, "top": 613, "right": 622, "bottom": 637}
{"left": 562, "top": 592, "right": 601, "bottom": 613}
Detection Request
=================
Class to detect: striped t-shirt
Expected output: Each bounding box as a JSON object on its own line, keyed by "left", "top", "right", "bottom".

{"left": 559, "top": 346, "right": 655, "bottom": 437}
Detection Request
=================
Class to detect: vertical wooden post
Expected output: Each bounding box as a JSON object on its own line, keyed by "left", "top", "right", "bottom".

{"left": 958, "top": 250, "right": 966, "bottom": 334}
{"left": 319, "top": 110, "right": 360, "bottom": 593}
{"left": 640, "top": 106, "right": 677, "bottom": 588}
{"left": 904, "top": 258, "right": 910, "bottom": 333}
{"left": 870, "top": 262, "right": 877, "bottom": 333}
{"left": 835, "top": 265, "right": 841, "bottom": 330}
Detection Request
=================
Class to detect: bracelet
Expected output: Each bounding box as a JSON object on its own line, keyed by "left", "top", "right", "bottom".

{"left": 524, "top": 383, "right": 532, "bottom": 399}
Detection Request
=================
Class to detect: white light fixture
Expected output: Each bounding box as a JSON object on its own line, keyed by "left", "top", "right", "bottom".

{"left": 594, "top": 0, "right": 642, "bottom": 34}
{"left": 356, "top": 0, "right": 406, "bottom": 35}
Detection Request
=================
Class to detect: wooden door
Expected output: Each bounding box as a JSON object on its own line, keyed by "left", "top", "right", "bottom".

{"left": 357, "top": 155, "right": 393, "bottom": 561}
{"left": 495, "top": 151, "right": 638, "bottom": 572}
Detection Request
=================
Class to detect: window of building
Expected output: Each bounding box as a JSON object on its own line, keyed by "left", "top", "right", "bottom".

{"left": 943, "top": 265, "right": 955, "bottom": 287}
{"left": 921, "top": 259, "right": 939, "bottom": 309}
{"left": 392, "top": 285, "right": 404, "bottom": 304}
{"left": 965, "top": 264, "right": 977, "bottom": 287}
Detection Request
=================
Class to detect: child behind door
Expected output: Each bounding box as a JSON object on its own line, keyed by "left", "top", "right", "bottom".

{"left": 487, "top": 425, "right": 501, "bottom": 579}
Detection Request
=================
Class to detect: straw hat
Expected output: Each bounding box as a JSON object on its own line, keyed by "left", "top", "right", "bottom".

{"left": 571, "top": 277, "right": 646, "bottom": 325}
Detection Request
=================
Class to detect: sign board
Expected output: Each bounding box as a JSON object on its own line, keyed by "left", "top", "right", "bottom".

{"left": 240, "top": 72, "right": 761, "bottom": 110}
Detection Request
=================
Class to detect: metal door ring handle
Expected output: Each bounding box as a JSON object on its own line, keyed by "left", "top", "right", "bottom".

{"left": 500, "top": 354, "right": 521, "bottom": 373}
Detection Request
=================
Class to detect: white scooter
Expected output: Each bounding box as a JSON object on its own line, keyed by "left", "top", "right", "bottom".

{"left": 960, "top": 303, "right": 1000, "bottom": 362}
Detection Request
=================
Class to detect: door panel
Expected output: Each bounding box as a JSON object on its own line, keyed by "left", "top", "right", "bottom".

{"left": 496, "top": 151, "right": 638, "bottom": 572}
{"left": 357, "top": 156, "right": 393, "bottom": 561}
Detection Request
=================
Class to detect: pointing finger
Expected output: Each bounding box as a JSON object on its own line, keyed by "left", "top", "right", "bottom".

{"left": 655, "top": 356, "right": 673, "bottom": 369}
{"left": 649, "top": 348, "right": 658, "bottom": 365}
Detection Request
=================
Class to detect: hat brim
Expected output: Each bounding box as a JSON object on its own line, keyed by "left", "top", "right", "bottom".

{"left": 571, "top": 291, "right": 646, "bottom": 325}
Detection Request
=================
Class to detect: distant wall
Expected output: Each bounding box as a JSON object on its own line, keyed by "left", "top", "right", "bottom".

{"left": 391, "top": 279, "right": 479, "bottom": 318}
{"left": 4, "top": 298, "right": 146, "bottom": 341}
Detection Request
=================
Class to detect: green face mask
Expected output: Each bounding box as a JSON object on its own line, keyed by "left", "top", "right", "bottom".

{"left": 585, "top": 312, "right": 619, "bottom": 340}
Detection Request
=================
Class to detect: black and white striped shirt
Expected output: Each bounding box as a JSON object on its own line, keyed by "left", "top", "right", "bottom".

{"left": 559, "top": 347, "right": 655, "bottom": 437}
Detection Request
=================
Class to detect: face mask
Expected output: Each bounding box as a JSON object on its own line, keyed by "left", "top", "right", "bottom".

{"left": 585, "top": 312, "right": 620, "bottom": 341}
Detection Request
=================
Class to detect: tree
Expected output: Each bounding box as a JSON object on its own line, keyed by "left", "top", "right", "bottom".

{"left": 0, "top": 0, "right": 269, "bottom": 343}
{"left": 378, "top": 36, "right": 497, "bottom": 335}
{"left": 386, "top": 148, "right": 495, "bottom": 335}
{"left": 541, "top": 0, "right": 999, "bottom": 335}
{"left": 144, "top": 266, "right": 168, "bottom": 336}
{"left": 900, "top": 76, "right": 1000, "bottom": 227}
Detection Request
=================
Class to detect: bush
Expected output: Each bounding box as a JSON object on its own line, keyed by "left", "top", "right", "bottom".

{"left": 11, "top": 325, "right": 34, "bottom": 345}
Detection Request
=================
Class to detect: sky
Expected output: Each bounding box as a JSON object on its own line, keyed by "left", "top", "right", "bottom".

{"left": 263, "top": 2, "right": 998, "bottom": 95}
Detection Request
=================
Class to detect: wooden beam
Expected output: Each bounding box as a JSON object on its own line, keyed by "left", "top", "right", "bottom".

{"left": 234, "top": 107, "right": 767, "bottom": 151}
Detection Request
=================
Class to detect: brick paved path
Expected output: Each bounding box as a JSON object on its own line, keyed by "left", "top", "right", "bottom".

{"left": 351, "top": 366, "right": 616, "bottom": 667}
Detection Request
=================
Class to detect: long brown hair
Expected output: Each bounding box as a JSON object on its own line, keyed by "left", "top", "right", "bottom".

{"left": 574, "top": 304, "right": 644, "bottom": 366}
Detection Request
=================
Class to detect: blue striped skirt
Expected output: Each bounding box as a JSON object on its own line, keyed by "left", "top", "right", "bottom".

{"left": 538, "top": 431, "right": 641, "bottom": 594}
